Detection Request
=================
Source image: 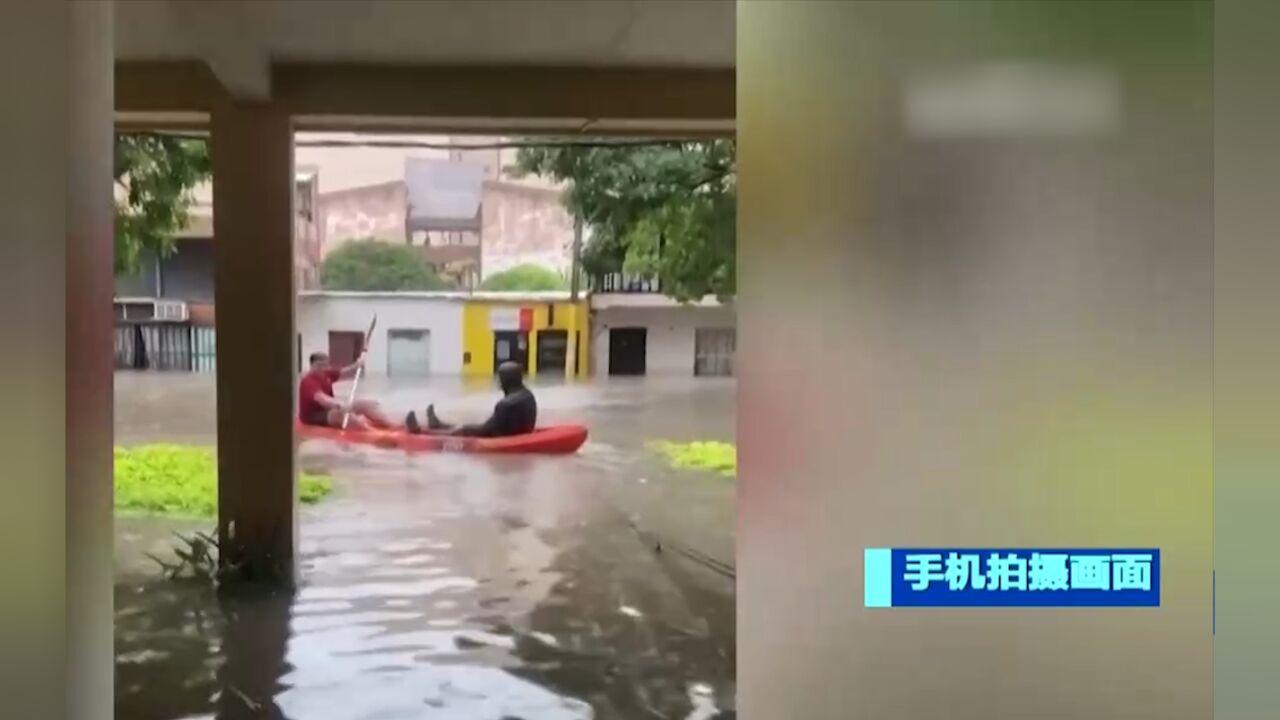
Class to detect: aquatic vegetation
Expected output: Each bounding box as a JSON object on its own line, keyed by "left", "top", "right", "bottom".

{"left": 147, "top": 528, "right": 275, "bottom": 587}
{"left": 148, "top": 530, "right": 220, "bottom": 581}
{"left": 649, "top": 440, "right": 737, "bottom": 476}
{"left": 114, "top": 444, "right": 333, "bottom": 518}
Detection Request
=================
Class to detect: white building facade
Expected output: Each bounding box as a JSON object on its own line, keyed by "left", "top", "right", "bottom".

{"left": 590, "top": 293, "right": 736, "bottom": 377}
{"left": 297, "top": 292, "right": 465, "bottom": 376}
{"left": 297, "top": 289, "right": 737, "bottom": 379}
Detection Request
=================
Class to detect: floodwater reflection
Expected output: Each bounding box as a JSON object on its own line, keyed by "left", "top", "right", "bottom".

{"left": 115, "top": 375, "right": 736, "bottom": 719}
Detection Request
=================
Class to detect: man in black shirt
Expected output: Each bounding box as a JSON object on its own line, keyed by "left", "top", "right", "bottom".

{"left": 405, "top": 361, "right": 537, "bottom": 437}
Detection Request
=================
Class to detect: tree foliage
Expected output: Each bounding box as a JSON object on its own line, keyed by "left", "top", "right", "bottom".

{"left": 115, "top": 134, "right": 211, "bottom": 276}
{"left": 479, "top": 263, "right": 567, "bottom": 292}
{"left": 513, "top": 139, "right": 735, "bottom": 302}
{"left": 320, "top": 240, "right": 450, "bottom": 292}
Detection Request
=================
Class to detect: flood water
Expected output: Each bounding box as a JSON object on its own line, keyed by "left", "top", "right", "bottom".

{"left": 114, "top": 372, "right": 736, "bottom": 720}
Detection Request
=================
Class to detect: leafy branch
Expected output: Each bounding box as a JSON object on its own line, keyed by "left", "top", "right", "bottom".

{"left": 114, "top": 133, "right": 211, "bottom": 277}
{"left": 514, "top": 138, "right": 736, "bottom": 302}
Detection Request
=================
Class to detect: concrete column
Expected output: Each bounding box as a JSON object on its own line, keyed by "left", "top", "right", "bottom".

{"left": 66, "top": 3, "right": 116, "bottom": 715}
{"left": 565, "top": 306, "right": 579, "bottom": 377}
{"left": 211, "top": 102, "right": 298, "bottom": 581}
{"left": 0, "top": 2, "right": 113, "bottom": 715}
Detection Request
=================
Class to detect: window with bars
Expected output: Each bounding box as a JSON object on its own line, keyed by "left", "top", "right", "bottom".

{"left": 694, "top": 327, "right": 736, "bottom": 377}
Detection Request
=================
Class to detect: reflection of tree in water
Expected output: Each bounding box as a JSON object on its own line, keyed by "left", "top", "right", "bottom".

{"left": 504, "top": 517, "right": 736, "bottom": 719}
{"left": 116, "top": 581, "right": 225, "bottom": 719}
{"left": 214, "top": 587, "right": 293, "bottom": 719}
{"left": 114, "top": 580, "right": 294, "bottom": 720}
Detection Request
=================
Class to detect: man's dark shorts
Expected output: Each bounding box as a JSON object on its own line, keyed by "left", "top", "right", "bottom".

{"left": 301, "top": 409, "right": 331, "bottom": 427}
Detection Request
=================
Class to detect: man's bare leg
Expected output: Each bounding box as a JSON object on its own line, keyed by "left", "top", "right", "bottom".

{"left": 350, "top": 399, "right": 402, "bottom": 430}
{"left": 326, "top": 408, "right": 373, "bottom": 431}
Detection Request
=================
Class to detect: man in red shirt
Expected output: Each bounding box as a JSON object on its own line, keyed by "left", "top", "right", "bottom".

{"left": 298, "top": 351, "right": 399, "bottom": 430}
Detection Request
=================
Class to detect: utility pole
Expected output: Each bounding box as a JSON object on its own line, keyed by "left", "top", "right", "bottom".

{"left": 568, "top": 215, "right": 584, "bottom": 378}
{"left": 569, "top": 214, "right": 583, "bottom": 301}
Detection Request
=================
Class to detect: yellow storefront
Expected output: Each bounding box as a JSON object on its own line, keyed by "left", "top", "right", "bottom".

{"left": 461, "top": 293, "right": 590, "bottom": 378}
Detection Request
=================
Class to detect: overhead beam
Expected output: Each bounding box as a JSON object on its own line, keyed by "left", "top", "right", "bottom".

{"left": 115, "top": 61, "right": 223, "bottom": 113}
{"left": 289, "top": 115, "right": 734, "bottom": 138}
{"left": 164, "top": 0, "right": 271, "bottom": 101}
{"left": 114, "top": 111, "right": 210, "bottom": 133}
{"left": 117, "top": 61, "right": 735, "bottom": 131}
{"left": 273, "top": 63, "right": 735, "bottom": 124}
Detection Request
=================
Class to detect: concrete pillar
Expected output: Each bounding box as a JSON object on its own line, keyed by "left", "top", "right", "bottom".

{"left": 211, "top": 102, "right": 298, "bottom": 581}
{"left": 565, "top": 306, "right": 579, "bottom": 377}
{"left": 66, "top": 3, "right": 116, "bottom": 714}
{"left": 0, "top": 1, "right": 113, "bottom": 715}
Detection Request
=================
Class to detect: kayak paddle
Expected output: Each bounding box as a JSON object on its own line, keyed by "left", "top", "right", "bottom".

{"left": 340, "top": 313, "right": 378, "bottom": 431}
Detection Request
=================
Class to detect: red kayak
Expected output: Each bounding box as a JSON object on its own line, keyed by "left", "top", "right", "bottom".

{"left": 296, "top": 422, "right": 588, "bottom": 455}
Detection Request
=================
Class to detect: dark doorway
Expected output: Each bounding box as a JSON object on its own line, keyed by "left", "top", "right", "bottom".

{"left": 493, "top": 330, "right": 529, "bottom": 373}
{"left": 328, "top": 330, "right": 364, "bottom": 367}
{"left": 575, "top": 329, "right": 583, "bottom": 375}
{"left": 608, "top": 327, "right": 647, "bottom": 376}
{"left": 536, "top": 329, "right": 568, "bottom": 377}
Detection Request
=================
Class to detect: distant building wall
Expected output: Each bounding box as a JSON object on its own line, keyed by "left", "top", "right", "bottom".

{"left": 113, "top": 237, "right": 214, "bottom": 301}
{"left": 461, "top": 298, "right": 590, "bottom": 378}
{"left": 295, "top": 172, "right": 322, "bottom": 290}
{"left": 114, "top": 252, "right": 159, "bottom": 298}
{"left": 316, "top": 177, "right": 574, "bottom": 286}
{"left": 188, "top": 302, "right": 215, "bottom": 327}
{"left": 159, "top": 237, "right": 215, "bottom": 301}
{"left": 592, "top": 303, "right": 736, "bottom": 377}
{"left": 318, "top": 181, "right": 407, "bottom": 256}
{"left": 480, "top": 180, "right": 574, "bottom": 280}
{"left": 296, "top": 293, "right": 464, "bottom": 376}
{"left": 295, "top": 141, "right": 451, "bottom": 195}
{"left": 296, "top": 292, "right": 589, "bottom": 378}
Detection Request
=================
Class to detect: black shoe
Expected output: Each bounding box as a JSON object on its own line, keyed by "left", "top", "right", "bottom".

{"left": 405, "top": 411, "right": 421, "bottom": 434}
{"left": 426, "top": 404, "right": 446, "bottom": 430}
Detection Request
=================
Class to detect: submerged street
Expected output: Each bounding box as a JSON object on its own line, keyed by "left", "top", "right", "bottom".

{"left": 114, "top": 372, "right": 736, "bottom": 720}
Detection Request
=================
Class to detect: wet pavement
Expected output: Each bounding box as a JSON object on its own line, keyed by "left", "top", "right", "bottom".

{"left": 114, "top": 372, "right": 736, "bottom": 719}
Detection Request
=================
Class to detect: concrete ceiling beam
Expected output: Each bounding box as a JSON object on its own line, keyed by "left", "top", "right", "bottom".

{"left": 166, "top": 0, "right": 271, "bottom": 101}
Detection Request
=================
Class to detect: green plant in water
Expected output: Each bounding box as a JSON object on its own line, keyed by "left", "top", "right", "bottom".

{"left": 148, "top": 530, "right": 220, "bottom": 581}
{"left": 148, "top": 528, "right": 266, "bottom": 588}
{"left": 114, "top": 444, "right": 333, "bottom": 518}
{"left": 649, "top": 440, "right": 737, "bottom": 476}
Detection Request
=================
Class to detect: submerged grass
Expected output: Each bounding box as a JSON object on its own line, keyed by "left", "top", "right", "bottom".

{"left": 649, "top": 440, "right": 737, "bottom": 477}
{"left": 114, "top": 444, "right": 333, "bottom": 518}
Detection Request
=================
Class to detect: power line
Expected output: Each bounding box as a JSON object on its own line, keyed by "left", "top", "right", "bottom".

{"left": 297, "top": 138, "right": 702, "bottom": 151}
{"left": 116, "top": 130, "right": 720, "bottom": 152}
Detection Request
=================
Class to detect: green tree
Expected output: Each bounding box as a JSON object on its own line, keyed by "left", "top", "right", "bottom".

{"left": 513, "top": 139, "right": 735, "bottom": 302}
{"left": 115, "top": 134, "right": 212, "bottom": 276}
{"left": 479, "top": 263, "right": 567, "bottom": 292}
{"left": 320, "top": 241, "right": 450, "bottom": 291}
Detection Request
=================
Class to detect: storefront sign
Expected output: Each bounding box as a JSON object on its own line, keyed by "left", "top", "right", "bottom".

{"left": 490, "top": 307, "right": 533, "bottom": 331}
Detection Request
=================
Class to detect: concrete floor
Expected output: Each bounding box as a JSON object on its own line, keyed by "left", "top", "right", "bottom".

{"left": 113, "top": 371, "right": 736, "bottom": 720}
